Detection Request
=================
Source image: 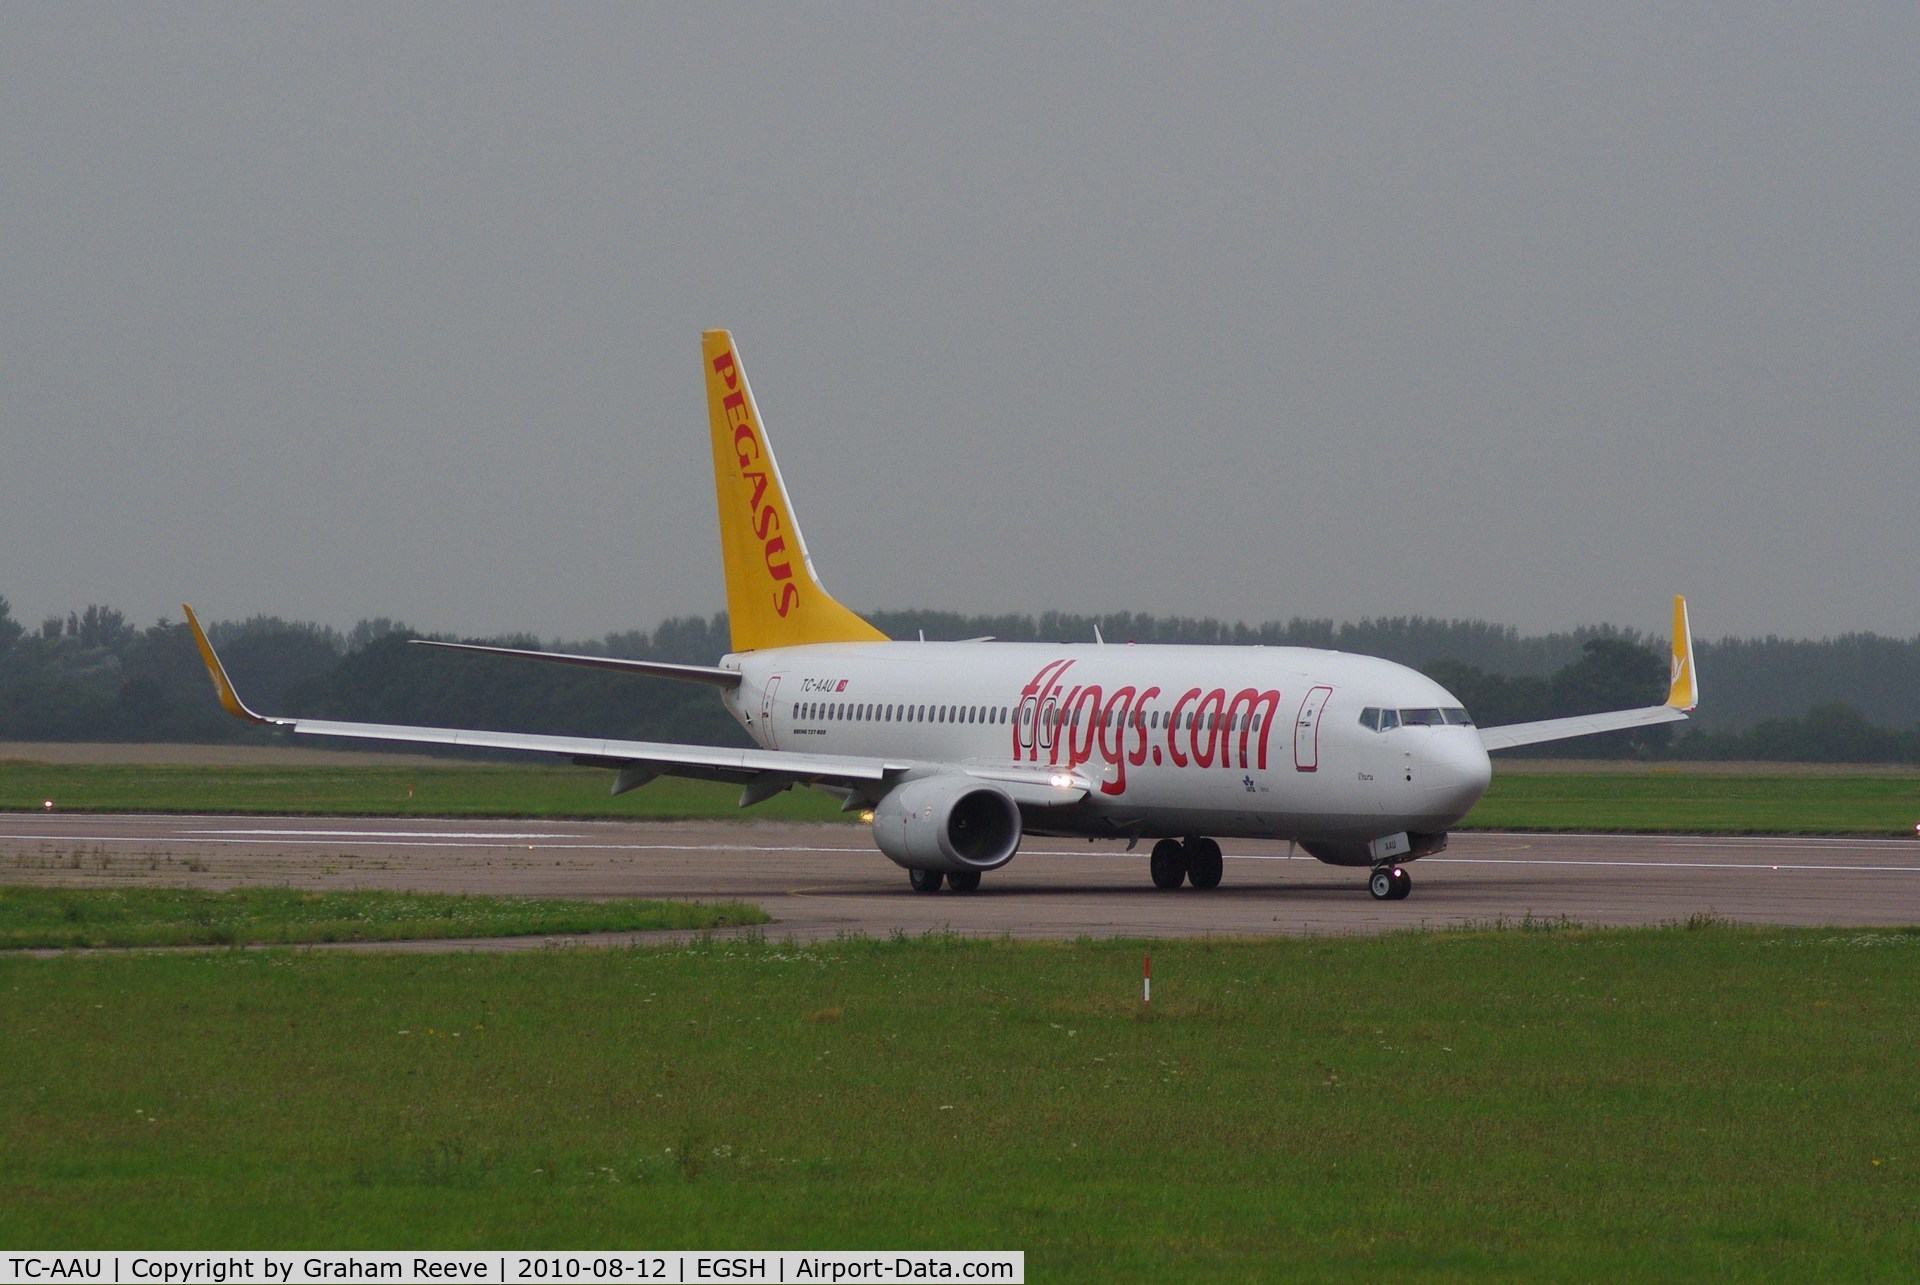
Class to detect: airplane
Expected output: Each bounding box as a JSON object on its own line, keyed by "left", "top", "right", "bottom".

{"left": 185, "top": 329, "right": 1699, "bottom": 901}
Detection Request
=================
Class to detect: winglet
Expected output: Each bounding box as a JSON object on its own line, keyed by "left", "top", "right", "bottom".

{"left": 182, "top": 604, "right": 273, "bottom": 724}
{"left": 1666, "top": 594, "right": 1698, "bottom": 711}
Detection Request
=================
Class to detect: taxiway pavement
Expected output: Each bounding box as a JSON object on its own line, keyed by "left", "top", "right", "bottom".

{"left": 2, "top": 812, "right": 1916, "bottom": 946}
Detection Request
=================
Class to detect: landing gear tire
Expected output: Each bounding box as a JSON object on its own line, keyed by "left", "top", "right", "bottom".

{"left": 1186, "top": 837, "right": 1224, "bottom": 891}
{"left": 1149, "top": 839, "right": 1188, "bottom": 890}
{"left": 1368, "top": 867, "right": 1394, "bottom": 901}
{"left": 1369, "top": 866, "right": 1412, "bottom": 901}
{"left": 908, "top": 868, "right": 945, "bottom": 893}
{"left": 946, "top": 869, "right": 981, "bottom": 893}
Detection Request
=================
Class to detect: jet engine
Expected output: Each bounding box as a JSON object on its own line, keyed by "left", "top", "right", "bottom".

{"left": 871, "top": 776, "right": 1022, "bottom": 873}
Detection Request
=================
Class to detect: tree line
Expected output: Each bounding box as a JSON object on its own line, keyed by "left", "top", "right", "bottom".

{"left": 3, "top": 594, "right": 1919, "bottom": 762}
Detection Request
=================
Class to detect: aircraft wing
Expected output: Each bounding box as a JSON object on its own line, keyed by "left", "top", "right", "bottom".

{"left": 183, "top": 606, "right": 1091, "bottom": 806}
{"left": 1476, "top": 595, "right": 1700, "bottom": 752}
{"left": 1477, "top": 703, "right": 1688, "bottom": 751}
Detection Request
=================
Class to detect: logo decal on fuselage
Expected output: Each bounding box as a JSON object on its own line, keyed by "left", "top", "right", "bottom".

{"left": 711, "top": 347, "right": 799, "bottom": 618}
{"left": 1012, "top": 659, "right": 1283, "bottom": 797}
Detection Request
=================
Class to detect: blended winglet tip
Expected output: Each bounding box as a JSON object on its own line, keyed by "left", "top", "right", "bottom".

{"left": 182, "top": 603, "right": 270, "bottom": 724}
{"left": 1666, "top": 594, "right": 1698, "bottom": 712}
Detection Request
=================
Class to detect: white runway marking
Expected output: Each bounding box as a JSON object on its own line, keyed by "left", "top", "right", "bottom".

{"left": 1429, "top": 856, "right": 1920, "bottom": 874}
{"left": 183, "top": 828, "right": 577, "bottom": 840}
{"left": 1474, "top": 831, "right": 1914, "bottom": 850}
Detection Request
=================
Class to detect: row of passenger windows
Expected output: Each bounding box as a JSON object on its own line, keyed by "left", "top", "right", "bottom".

{"left": 797, "top": 701, "right": 1009, "bottom": 726}
{"left": 1357, "top": 706, "right": 1474, "bottom": 731}
{"left": 794, "top": 700, "right": 1267, "bottom": 733}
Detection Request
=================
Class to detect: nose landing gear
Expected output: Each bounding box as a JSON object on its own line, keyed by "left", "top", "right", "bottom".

{"left": 1368, "top": 865, "right": 1412, "bottom": 901}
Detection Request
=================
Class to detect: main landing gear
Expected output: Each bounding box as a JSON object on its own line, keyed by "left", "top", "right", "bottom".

{"left": 1148, "top": 837, "right": 1224, "bottom": 890}
{"left": 1368, "top": 865, "right": 1412, "bottom": 901}
{"left": 907, "top": 868, "right": 982, "bottom": 893}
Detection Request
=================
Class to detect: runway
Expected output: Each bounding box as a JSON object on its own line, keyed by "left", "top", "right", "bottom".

{"left": 3, "top": 812, "right": 1917, "bottom": 945}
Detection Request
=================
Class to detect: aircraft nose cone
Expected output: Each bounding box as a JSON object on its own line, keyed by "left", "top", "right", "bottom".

{"left": 1421, "top": 731, "right": 1493, "bottom": 823}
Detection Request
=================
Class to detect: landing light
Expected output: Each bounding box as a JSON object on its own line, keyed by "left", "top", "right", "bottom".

{"left": 1049, "top": 774, "right": 1074, "bottom": 790}
{"left": 859, "top": 809, "right": 875, "bottom": 825}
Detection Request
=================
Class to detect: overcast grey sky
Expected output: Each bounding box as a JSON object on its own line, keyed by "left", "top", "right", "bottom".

{"left": 4, "top": 5, "right": 1915, "bottom": 645}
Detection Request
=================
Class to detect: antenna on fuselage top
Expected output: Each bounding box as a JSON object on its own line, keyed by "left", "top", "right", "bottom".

{"left": 1094, "top": 624, "right": 1105, "bottom": 646}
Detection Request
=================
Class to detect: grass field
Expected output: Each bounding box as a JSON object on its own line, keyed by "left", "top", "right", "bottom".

{"left": 0, "top": 761, "right": 849, "bottom": 823}
{"left": 4, "top": 758, "right": 1918, "bottom": 834}
{"left": 2, "top": 927, "right": 1915, "bottom": 1276}
{"left": 0, "top": 886, "right": 767, "bottom": 949}
{"left": 1463, "top": 768, "right": 1920, "bottom": 835}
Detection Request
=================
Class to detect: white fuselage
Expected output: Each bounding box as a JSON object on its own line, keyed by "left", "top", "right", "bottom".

{"left": 721, "top": 641, "right": 1493, "bottom": 846}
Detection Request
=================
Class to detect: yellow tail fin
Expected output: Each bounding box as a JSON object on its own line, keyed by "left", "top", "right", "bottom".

{"left": 703, "top": 330, "right": 888, "bottom": 653}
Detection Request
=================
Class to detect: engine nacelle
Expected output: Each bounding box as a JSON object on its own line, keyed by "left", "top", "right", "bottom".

{"left": 871, "top": 776, "right": 1022, "bottom": 874}
{"left": 1300, "top": 832, "right": 1450, "bottom": 868}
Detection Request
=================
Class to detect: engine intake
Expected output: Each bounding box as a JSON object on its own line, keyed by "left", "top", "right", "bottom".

{"left": 872, "top": 776, "right": 1022, "bottom": 873}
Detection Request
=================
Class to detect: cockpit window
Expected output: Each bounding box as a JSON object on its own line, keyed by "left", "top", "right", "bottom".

{"left": 1442, "top": 707, "right": 1474, "bottom": 726}
{"left": 1358, "top": 707, "right": 1380, "bottom": 731}
{"left": 1399, "top": 708, "right": 1446, "bottom": 727}
{"left": 1377, "top": 708, "right": 1400, "bottom": 731}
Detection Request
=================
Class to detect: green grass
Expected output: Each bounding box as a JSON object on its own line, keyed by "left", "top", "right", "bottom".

{"left": 0, "top": 886, "right": 768, "bottom": 949}
{"left": 1462, "top": 769, "right": 1920, "bottom": 835}
{"left": 0, "top": 762, "right": 851, "bottom": 822}
{"left": 4, "top": 759, "right": 1917, "bottom": 834}
{"left": 2, "top": 928, "right": 1916, "bottom": 1277}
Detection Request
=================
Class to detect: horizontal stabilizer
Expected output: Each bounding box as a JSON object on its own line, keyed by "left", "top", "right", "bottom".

{"left": 409, "top": 639, "right": 741, "bottom": 688}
